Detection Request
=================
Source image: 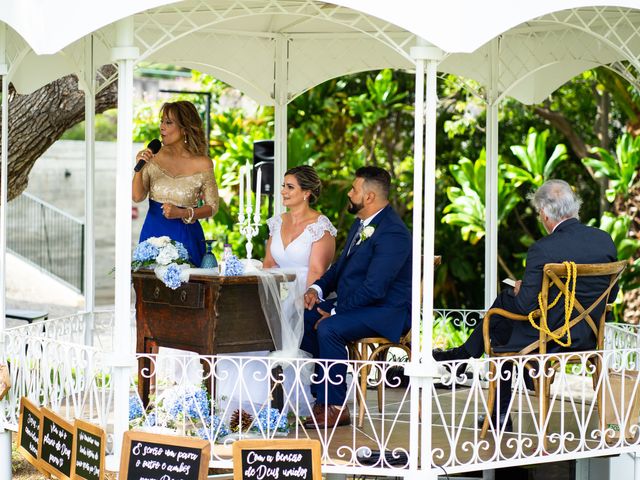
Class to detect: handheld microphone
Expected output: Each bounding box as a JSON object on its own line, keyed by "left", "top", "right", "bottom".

{"left": 134, "top": 139, "right": 162, "bottom": 172}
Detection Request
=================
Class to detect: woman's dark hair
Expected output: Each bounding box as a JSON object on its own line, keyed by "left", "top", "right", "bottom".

{"left": 285, "top": 165, "right": 322, "bottom": 204}
{"left": 355, "top": 166, "right": 391, "bottom": 199}
{"left": 160, "top": 101, "right": 208, "bottom": 157}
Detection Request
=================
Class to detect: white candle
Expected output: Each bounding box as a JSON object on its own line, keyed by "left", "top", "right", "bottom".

{"left": 239, "top": 165, "right": 244, "bottom": 215}
{"left": 255, "top": 167, "right": 262, "bottom": 215}
{"left": 245, "top": 163, "right": 252, "bottom": 213}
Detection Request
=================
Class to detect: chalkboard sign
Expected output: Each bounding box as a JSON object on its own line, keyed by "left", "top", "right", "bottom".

{"left": 233, "top": 439, "right": 321, "bottom": 480}
{"left": 72, "top": 418, "right": 106, "bottom": 480}
{"left": 17, "top": 397, "right": 42, "bottom": 469}
{"left": 38, "top": 408, "right": 75, "bottom": 480}
{"left": 119, "top": 431, "right": 211, "bottom": 480}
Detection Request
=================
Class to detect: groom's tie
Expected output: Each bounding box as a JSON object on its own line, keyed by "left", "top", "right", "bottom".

{"left": 347, "top": 220, "right": 364, "bottom": 255}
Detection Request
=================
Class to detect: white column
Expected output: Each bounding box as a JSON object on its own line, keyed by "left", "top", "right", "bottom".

{"left": 485, "top": 38, "right": 499, "bottom": 308}
{"left": 407, "top": 46, "right": 425, "bottom": 477}
{"left": 0, "top": 24, "right": 7, "bottom": 346}
{"left": 110, "top": 17, "right": 138, "bottom": 464}
{"left": 0, "top": 21, "right": 11, "bottom": 480}
{"left": 83, "top": 35, "right": 96, "bottom": 315}
{"left": 406, "top": 41, "right": 443, "bottom": 480}
{"left": 420, "top": 53, "right": 442, "bottom": 480}
{"left": 273, "top": 35, "right": 288, "bottom": 215}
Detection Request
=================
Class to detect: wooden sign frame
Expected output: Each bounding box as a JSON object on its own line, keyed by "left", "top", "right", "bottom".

{"left": 0, "top": 364, "right": 10, "bottom": 401}
{"left": 38, "top": 407, "right": 75, "bottom": 480}
{"left": 71, "top": 418, "right": 106, "bottom": 480}
{"left": 119, "top": 431, "right": 211, "bottom": 480}
{"left": 16, "top": 397, "right": 42, "bottom": 470}
{"left": 232, "top": 439, "right": 321, "bottom": 480}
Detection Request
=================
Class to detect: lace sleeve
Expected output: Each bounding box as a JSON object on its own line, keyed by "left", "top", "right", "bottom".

{"left": 307, "top": 215, "right": 337, "bottom": 242}
{"left": 266, "top": 215, "right": 282, "bottom": 237}
{"left": 200, "top": 168, "right": 219, "bottom": 215}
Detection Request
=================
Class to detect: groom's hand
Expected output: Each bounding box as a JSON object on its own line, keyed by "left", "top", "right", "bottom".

{"left": 314, "top": 308, "right": 331, "bottom": 330}
{"left": 303, "top": 288, "right": 319, "bottom": 310}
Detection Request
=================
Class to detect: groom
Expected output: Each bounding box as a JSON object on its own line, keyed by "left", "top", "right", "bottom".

{"left": 301, "top": 166, "right": 412, "bottom": 428}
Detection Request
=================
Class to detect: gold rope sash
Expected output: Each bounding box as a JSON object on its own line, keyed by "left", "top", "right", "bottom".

{"left": 527, "top": 261, "right": 577, "bottom": 347}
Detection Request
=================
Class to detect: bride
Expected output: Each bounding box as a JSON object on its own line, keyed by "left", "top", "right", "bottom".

{"left": 263, "top": 165, "right": 336, "bottom": 286}
{"left": 258, "top": 165, "right": 336, "bottom": 416}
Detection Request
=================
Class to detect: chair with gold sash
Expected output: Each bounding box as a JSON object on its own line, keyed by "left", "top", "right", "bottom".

{"left": 480, "top": 260, "right": 626, "bottom": 447}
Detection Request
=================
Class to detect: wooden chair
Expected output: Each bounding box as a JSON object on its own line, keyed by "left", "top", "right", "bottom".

{"left": 348, "top": 256, "right": 441, "bottom": 428}
{"left": 480, "top": 260, "right": 626, "bottom": 447}
{"left": 348, "top": 331, "right": 412, "bottom": 428}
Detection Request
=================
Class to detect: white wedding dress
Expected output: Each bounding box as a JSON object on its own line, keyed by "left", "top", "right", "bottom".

{"left": 216, "top": 214, "right": 337, "bottom": 419}
{"left": 266, "top": 214, "right": 337, "bottom": 272}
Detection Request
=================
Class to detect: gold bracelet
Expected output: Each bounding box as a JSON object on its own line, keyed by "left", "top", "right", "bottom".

{"left": 182, "top": 207, "right": 195, "bottom": 224}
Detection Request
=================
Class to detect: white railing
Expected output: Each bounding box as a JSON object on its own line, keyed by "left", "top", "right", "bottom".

{"left": 2, "top": 309, "right": 640, "bottom": 477}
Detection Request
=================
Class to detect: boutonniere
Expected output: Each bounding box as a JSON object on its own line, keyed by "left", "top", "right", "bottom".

{"left": 357, "top": 225, "right": 376, "bottom": 245}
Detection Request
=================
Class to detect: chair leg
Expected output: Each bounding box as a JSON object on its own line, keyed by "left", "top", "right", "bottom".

{"left": 481, "top": 361, "right": 497, "bottom": 439}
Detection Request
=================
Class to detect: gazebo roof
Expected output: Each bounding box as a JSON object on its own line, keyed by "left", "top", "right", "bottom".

{"left": 3, "top": 1, "right": 640, "bottom": 105}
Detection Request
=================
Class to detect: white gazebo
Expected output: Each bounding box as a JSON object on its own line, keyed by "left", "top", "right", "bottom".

{"left": 2, "top": 2, "right": 640, "bottom": 478}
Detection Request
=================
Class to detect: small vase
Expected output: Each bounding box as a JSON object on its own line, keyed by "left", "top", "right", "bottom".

{"left": 200, "top": 240, "right": 218, "bottom": 269}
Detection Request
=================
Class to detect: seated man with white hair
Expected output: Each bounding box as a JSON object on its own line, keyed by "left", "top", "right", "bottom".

{"left": 433, "top": 179, "right": 618, "bottom": 429}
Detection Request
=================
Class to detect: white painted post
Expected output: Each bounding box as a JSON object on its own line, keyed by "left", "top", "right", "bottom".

{"left": 407, "top": 43, "right": 425, "bottom": 476}
{"left": 110, "top": 17, "right": 139, "bottom": 464}
{"left": 273, "top": 35, "right": 289, "bottom": 215}
{"left": 83, "top": 35, "right": 96, "bottom": 315}
{"left": 406, "top": 39, "right": 443, "bottom": 480}
{"left": 0, "top": 21, "right": 11, "bottom": 480}
{"left": 485, "top": 38, "right": 499, "bottom": 309}
{"left": 421, "top": 50, "right": 443, "bottom": 480}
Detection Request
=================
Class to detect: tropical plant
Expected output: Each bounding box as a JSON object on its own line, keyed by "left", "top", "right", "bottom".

{"left": 589, "top": 212, "right": 640, "bottom": 321}
{"left": 584, "top": 133, "right": 640, "bottom": 202}
{"left": 507, "top": 127, "right": 568, "bottom": 187}
{"left": 442, "top": 150, "right": 522, "bottom": 244}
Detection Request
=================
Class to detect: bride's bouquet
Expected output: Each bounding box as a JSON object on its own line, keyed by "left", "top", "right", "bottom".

{"left": 132, "top": 236, "right": 192, "bottom": 289}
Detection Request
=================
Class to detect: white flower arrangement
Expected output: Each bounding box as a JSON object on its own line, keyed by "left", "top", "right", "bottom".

{"left": 132, "top": 236, "right": 192, "bottom": 289}
{"left": 357, "top": 225, "right": 376, "bottom": 245}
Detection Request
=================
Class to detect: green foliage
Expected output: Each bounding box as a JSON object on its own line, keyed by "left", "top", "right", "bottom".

{"left": 592, "top": 213, "right": 640, "bottom": 309}
{"left": 508, "top": 128, "right": 568, "bottom": 187}
{"left": 442, "top": 150, "right": 522, "bottom": 244}
{"left": 585, "top": 133, "right": 640, "bottom": 201}
{"left": 61, "top": 109, "right": 118, "bottom": 141}
{"left": 433, "top": 316, "right": 471, "bottom": 350}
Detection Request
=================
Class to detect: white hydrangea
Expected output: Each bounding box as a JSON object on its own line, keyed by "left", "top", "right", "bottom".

{"left": 155, "top": 243, "right": 179, "bottom": 265}
{"left": 148, "top": 236, "right": 171, "bottom": 248}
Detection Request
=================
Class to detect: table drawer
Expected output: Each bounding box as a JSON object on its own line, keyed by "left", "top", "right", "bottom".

{"left": 141, "top": 279, "right": 205, "bottom": 309}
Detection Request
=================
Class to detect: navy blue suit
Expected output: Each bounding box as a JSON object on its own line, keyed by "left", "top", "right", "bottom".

{"left": 301, "top": 204, "right": 412, "bottom": 405}
{"left": 464, "top": 218, "right": 619, "bottom": 357}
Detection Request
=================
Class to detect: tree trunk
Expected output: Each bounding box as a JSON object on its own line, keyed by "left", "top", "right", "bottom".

{"left": 0, "top": 65, "right": 118, "bottom": 202}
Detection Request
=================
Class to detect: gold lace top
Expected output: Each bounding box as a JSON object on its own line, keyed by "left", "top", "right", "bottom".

{"left": 141, "top": 160, "right": 219, "bottom": 213}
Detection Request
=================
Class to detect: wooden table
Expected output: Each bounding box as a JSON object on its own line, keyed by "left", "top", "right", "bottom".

{"left": 132, "top": 270, "right": 289, "bottom": 405}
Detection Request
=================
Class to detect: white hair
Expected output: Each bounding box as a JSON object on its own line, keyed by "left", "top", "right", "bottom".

{"left": 529, "top": 179, "right": 582, "bottom": 222}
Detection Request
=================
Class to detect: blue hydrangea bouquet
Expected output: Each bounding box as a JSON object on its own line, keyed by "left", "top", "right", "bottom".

{"left": 132, "top": 236, "right": 192, "bottom": 289}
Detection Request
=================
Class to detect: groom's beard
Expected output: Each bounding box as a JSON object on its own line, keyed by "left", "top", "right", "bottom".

{"left": 347, "top": 198, "right": 364, "bottom": 215}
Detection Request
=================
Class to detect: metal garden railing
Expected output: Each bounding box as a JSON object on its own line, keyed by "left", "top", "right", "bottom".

{"left": 7, "top": 192, "right": 84, "bottom": 292}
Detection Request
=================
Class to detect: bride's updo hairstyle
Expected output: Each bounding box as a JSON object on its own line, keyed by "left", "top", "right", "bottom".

{"left": 285, "top": 165, "right": 322, "bottom": 204}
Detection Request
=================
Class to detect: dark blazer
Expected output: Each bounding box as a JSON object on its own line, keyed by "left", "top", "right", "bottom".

{"left": 496, "top": 218, "right": 618, "bottom": 352}
{"left": 314, "top": 204, "right": 412, "bottom": 342}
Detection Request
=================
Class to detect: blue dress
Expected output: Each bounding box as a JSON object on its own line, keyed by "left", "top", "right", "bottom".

{"left": 140, "top": 199, "right": 206, "bottom": 267}
{"left": 137, "top": 161, "right": 219, "bottom": 267}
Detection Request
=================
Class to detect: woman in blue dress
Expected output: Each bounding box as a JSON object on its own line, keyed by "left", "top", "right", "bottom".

{"left": 132, "top": 101, "right": 218, "bottom": 267}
